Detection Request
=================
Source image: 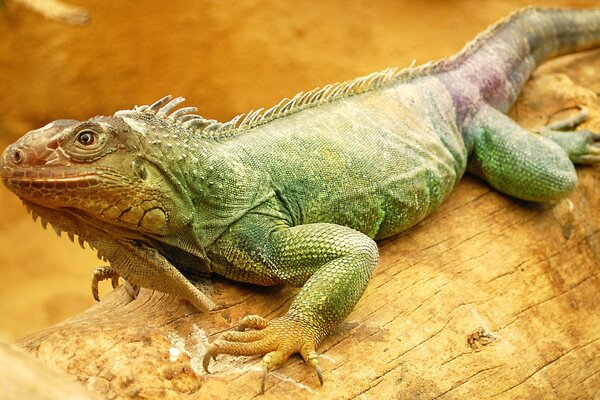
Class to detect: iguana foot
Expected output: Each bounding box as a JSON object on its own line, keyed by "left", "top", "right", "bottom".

{"left": 91, "top": 266, "right": 139, "bottom": 301}
{"left": 540, "top": 105, "right": 600, "bottom": 164}
{"left": 203, "top": 315, "right": 323, "bottom": 394}
{"left": 91, "top": 266, "right": 120, "bottom": 301}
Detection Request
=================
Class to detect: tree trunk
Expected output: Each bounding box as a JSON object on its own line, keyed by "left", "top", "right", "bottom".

{"left": 11, "top": 50, "right": 600, "bottom": 400}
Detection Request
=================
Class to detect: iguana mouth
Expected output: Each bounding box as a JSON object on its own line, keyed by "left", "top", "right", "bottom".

{"left": 2, "top": 173, "right": 101, "bottom": 190}
{"left": 1, "top": 170, "right": 103, "bottom": 211}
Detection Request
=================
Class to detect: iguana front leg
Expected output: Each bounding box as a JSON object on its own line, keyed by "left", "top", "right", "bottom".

{"left": 89, "top": 237, "right": 215, "bottom": 312}
{"left": 203, "top": 214, "right": 379, "bottom": 392}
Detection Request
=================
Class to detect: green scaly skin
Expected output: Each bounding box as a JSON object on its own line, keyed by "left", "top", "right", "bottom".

{"left": 2, "top": 7, "right": 600, "bottom": 392}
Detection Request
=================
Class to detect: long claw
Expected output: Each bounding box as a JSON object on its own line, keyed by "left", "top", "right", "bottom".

{"left": 202, "top": 350, "right": 212, "bottom": 374}
{"left": 316, "top": 364, "right": 323, "bottom": 386}
{"left": 91, "top": 265, "right": 120, "bottom": 302}
{"left": 260, "top": 351, "right": 289, "bottom": 393}
{"left": 261, "top": 364, "right": 269, "bottom": 394}
{"left": 300, "top": 346, "right": 324, "bottom": 386}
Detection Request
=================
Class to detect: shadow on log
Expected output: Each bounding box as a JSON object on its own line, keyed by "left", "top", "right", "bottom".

{"left": 11, "top": 50, "right": 600, "bottom": 399}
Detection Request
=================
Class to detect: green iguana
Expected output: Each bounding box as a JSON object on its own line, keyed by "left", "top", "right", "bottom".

{"left": 2, "top": 7, "right": 600, "bottom": 393}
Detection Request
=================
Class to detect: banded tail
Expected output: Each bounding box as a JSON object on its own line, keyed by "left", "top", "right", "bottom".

{"left": 439, "top": 7, "right": 600, "bottom": 121}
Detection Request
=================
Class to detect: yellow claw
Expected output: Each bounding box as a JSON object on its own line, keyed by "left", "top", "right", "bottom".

{"left": 300, "top": 345, "right": 323, "bottom": 385}
{"left": 261, "top": 363, "right": 269, "bottom": 394}
{"left": 90, "top": 265, "right": 120, "bottom": 302}
{"left": 202, "top": 315, "right": 323, "bottom": 393}
{"left": 202, "top": 348, "right": 213, "bottom": 374}
{"left": 261, "top": 350, "right": 290, "bottom": 393}
{"left": 316, "top": 364, "right": 323, "bottom": 386}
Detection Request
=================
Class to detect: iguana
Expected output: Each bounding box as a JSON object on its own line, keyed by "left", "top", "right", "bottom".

{"left": 1, "top": 7, "right": 600, "bottom": 393}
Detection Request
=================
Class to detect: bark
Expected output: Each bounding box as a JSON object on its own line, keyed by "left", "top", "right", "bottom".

{"left": 11, "top": 50, "right": 600, "bottom": 400}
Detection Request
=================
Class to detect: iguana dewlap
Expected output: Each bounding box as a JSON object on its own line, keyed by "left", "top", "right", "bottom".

{"left": 2, "top": 7, "right": 600, "bottom": 393}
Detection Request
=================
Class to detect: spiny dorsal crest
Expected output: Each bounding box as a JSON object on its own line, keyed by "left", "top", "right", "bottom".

{"left": 123, "top": 66, "right": 417, "bottom": 138}
{"left": 129, "top": 96, "right": 222, "bottom": 134}
{"left": 122, "top": 7, "right": 541, "bottom": 138}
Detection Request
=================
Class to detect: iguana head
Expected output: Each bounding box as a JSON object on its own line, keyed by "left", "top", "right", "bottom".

{"left": 0, "top": 96, "right": 203, "bottom": 245}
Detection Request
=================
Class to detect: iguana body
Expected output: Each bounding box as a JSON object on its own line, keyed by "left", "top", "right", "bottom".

{"left": 2, "top": 7, "right": 600, "bottom": 392}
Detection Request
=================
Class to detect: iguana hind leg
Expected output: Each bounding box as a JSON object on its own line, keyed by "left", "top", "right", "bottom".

{"left": 465, "top": 104, "right": 592, "bottom": 202}
{"left": 89, "top": 238, "right": 215, "bottom": 312}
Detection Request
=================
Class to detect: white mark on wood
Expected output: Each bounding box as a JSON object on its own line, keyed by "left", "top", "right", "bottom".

{"left": 169, "top": 346, "right": 182, "bottom": 362}
{"left": 167, "top": 332, "right": 189, "bottom": 363}
{"left": 200, "top": 360, "right": 261, "bottom": 376}
{"left": 167, "top": 327, "right": 220, "bottom": 374}
{"left": 469, "top": 309, "right": 491, "bottom": 328}
{"left": 270, "top": 372, "right": 319, "bottom": 394}
{"left": 188, "top": 324, "right": 209, "bottom": 374}
{"left": 320, "top": 354, "right": 337, "bottom": 363}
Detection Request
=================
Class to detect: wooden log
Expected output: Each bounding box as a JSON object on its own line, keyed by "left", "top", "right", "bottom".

{"left": 0, "top": 338, "right": 98, "bottom": 400}
{"left": 13, "top": 50, "right": 600, "bottom": 400}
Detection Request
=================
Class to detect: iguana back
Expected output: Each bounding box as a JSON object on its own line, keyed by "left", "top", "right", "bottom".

{"left": 194, "top": 76, "right": 465, "bottom": 242}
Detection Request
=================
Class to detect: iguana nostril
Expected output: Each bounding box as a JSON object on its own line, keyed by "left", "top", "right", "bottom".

{"left": 12, "top": 150, "right": 24, "bottom": 164}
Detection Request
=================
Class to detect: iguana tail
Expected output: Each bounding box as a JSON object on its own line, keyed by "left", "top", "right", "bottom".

{"left": 439, "top": 7, "right": 600, "bottom": 121}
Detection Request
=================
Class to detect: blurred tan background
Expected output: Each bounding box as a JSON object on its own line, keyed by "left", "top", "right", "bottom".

{"left": 0, "top": 0, "right": 597, "bottom": 340}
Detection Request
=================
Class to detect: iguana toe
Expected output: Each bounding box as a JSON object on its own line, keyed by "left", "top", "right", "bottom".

{"left": 540, "top": 105, "right": 600, "bottom": 164}
{"left": 91, "top": 266, "right": 120, "bottom": 301}
{"left": 550, "top": 129, "right": 600, "bottom": 164}
{"left": 203, "top": 315, "right": 323, "bottom": 393}
{"left": 236, "top": 314, "right": 269, "bottom": 331}
{"left": 91, "top": 266, "right": 141, "bottom": 302}
{"left": 299, "top": 344, "right": 323, "bottom": 386}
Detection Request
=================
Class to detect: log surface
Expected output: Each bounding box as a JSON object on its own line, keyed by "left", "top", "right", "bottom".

{"left": 0, "top": 338, "right": 99, "bottom": 400}
{"left": 13, "top": 49, "right": 600, "bottom": 400}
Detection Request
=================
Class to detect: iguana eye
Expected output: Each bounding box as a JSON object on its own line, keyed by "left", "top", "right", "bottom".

{"left": 76, "top": 130, "right": 96, "bottom": 146}
{"left": 60, "top": 123, "right": 110, "bottom": 161}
